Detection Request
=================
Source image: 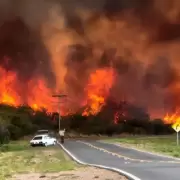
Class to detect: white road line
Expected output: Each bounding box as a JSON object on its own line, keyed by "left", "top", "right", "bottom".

{"left": 78, "top": 140, "right": 152, "bottom": 162}
{"left": 57, "top": 141, "right": 141, "bottom": 180}
{"left": 78, "top": 141, "right": 180, "bottom": 164}
{"left": 101, "top": 141, "right": 180, "bottom": 161}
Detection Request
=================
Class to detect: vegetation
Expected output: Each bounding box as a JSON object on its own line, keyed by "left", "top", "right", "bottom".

{"left": 0, "top": 101, "right": 174, "bottom": 146}
{"left": 62, "top": 100, "right": 173, "bottom": 136}
{"left": 0, "top": 105, "right": 57, "bottom": 145}
{"left": 0, "top": 141, "right": 76, "bottom": 180}
{"left": 62, "top": 115, "right": 173, "bottom": 136}
{"left": 105, "top": 135, "right": 180, "bottom": 157}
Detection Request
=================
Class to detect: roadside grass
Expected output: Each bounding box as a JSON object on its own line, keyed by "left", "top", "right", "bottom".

{"left": 0, "top": 141, "right": 30, "bottom": 152}
{"left": 0, "top": 141, "right": 77, "bottom": 180}
{"left": 104, "top": 135, "right": 180, "bottom": 157}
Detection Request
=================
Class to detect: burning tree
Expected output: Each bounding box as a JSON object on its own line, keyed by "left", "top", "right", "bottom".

{"left": 0, "top": 0, "right": 179, "bottom": 127}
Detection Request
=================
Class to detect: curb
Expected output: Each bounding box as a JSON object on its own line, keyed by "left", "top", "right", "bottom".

{"left": 57, "top": 141, "right": 141, "bottom": 180}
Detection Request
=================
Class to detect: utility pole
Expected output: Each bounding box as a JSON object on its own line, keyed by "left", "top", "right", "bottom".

{"left": 52, "top": 94, "right": 67, "bottom": 131}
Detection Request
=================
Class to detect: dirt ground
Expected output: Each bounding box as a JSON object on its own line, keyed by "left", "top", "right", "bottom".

{"left": 11, "top": 167, "right": 127, "bottom": 180}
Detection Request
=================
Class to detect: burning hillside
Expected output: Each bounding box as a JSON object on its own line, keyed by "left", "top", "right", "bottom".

{"left": 0, "top": 0, "right": 180, "bottom": 123}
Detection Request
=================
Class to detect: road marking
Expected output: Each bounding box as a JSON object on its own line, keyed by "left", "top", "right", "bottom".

{"left": 78, "top": 141, "right": 180, "bottom": 164}
{"left": 78, "top": 141, "right": 152, "bottom": 162}
{"left": 57, "top": 141, "right": 141, "bottom": 180}
{"left": 103, "top": 141, "right": 180, "bottom": 161}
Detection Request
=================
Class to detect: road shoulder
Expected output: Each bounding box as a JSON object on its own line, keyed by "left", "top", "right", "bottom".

{"left": 11, "top": 167, "right": 126, "bottom": 180}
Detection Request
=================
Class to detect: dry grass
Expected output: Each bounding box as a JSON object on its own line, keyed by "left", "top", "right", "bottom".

{"left": 105, "top": 135, "right": 180, "bottom": 157}
{"left": 1, "top": 141, "right": 127, "bottom": 180}
{"left": 0, "top": 142, "right": 76, "bottom": 180}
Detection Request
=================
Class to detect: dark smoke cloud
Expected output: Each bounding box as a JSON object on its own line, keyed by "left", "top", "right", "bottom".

{"left": 104, "top": 0, "right": 151, "bottom": 16}
{"left": 60, "top": 0, "right": 180, "bottom": 116}
{"left": 0, "top": 0, "right": 157, "bottom": 84}
{"left": 156, "top": 23, "right": 180, "bottom": 42}
{"left": 0, "top": 0, "right": 55, "bottom": 86}
{"left": 0, "top": 19, "right": 53, "bottom": 82}
{"left": 143, "top": 57, "right": 177, "bottom": 89}
{"left": 64, "top": 44, "right": 92, "bottom": 101}
{"left": 0, "top": 0, "right": 179, "bottom": 117}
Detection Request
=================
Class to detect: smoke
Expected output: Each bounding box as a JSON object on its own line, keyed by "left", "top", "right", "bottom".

{"left": 0, "top": 0, "right": 180, "bottom": 117}
{"left": 0, "top": 0, "right": 56, "bottom": 86}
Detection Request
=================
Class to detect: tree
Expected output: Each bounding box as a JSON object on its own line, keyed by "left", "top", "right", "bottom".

{"left": 0, "top": 115, "right": 10, "bottom": 145}
{"left": 151, "top": 119, "right": 166, "bottom": 135}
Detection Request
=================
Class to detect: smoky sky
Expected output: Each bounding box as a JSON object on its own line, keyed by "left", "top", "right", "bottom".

{"left": 0, "top": 18, "right": 55, "bottom": 84}
{"left": 0, "top": 0, "right": 56, "bottom": 86}
{"left": 143, "top": 57, "right": 178, "bottom": 89}
{"left": 0, "top": 0, "right": 172, "bottom": 81}
{"left": 62, "top": 0, "right": 180, "bottom": 116}
{"left": 0, "top": 0, "right": 179, "bottom": 116}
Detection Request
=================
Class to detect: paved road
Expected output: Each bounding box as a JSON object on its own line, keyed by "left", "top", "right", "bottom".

{"left": 61, "top": 140, "right": 180, "bottom": 180}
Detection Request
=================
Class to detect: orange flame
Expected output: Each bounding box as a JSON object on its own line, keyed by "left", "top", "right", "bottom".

{"left": 83, "top": 68, "right": 115, "bottom": 116}
{"left": 0, "top": 65, "right": 116, "bottom": 116}
{"left": 164, "top": 110, "right": 180, "bottom": 124}
{"left": 2, "top": 0, "right": 180, "bottom": 119}
{"left": 27, "top": 79, "right": 56, "bottom": 112}
{"left": 0, "top": 67, "right": 21, "bottom": 106}
{"left": 0, "top": 66, "right": 59, "bottom": 112}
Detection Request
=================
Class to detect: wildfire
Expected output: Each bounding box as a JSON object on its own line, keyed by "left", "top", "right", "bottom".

{"left": 83, "top": 68, "right": 115, "bottom": 116}
{"left": 164, "top": 110, "right": 180, "bottom": 124}
{"left": 32, "top": 104, "right": 39, "bottom": 111}
{"left": 27, "top": 79, "right": 57, "bottom": 112}
{"left": 0, "top": 67, "right": 21, "bottom": 106}
{"left": 0, "top": 64, "right": 116, "bottom": 116}
{"left": 0, "top": 66, "right": 58, "bottom": 112}
{"left": 1, "top": 0, "right": 180, "bottom": 121}
{"left": 114, "top": 112, "right": 119, "bottom": 124}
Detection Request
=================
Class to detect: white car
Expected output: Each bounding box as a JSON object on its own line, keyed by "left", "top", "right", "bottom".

{"left": 30, "top": 135, "right": 57, "bottom": 147}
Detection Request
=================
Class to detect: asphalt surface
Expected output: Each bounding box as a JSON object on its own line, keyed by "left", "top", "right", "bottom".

{"left": 62, "top": 140, "right": 180, "bottom": 180}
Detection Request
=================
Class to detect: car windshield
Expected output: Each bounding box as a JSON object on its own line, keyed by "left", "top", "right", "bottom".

{"left": 33, "top": 136, "right": 42, "bottom": 140}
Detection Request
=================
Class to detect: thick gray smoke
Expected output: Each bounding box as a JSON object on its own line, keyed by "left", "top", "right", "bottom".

{"left": 0, "top": 0, "right": 179, "bottom": 117}
{"left": 0, "top": 0, "right": 55, "bottom": 85}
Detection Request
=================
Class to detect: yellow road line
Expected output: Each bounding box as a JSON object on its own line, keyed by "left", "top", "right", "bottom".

{"left": 78, "top": 141, "right": 180, "bottom": 164}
